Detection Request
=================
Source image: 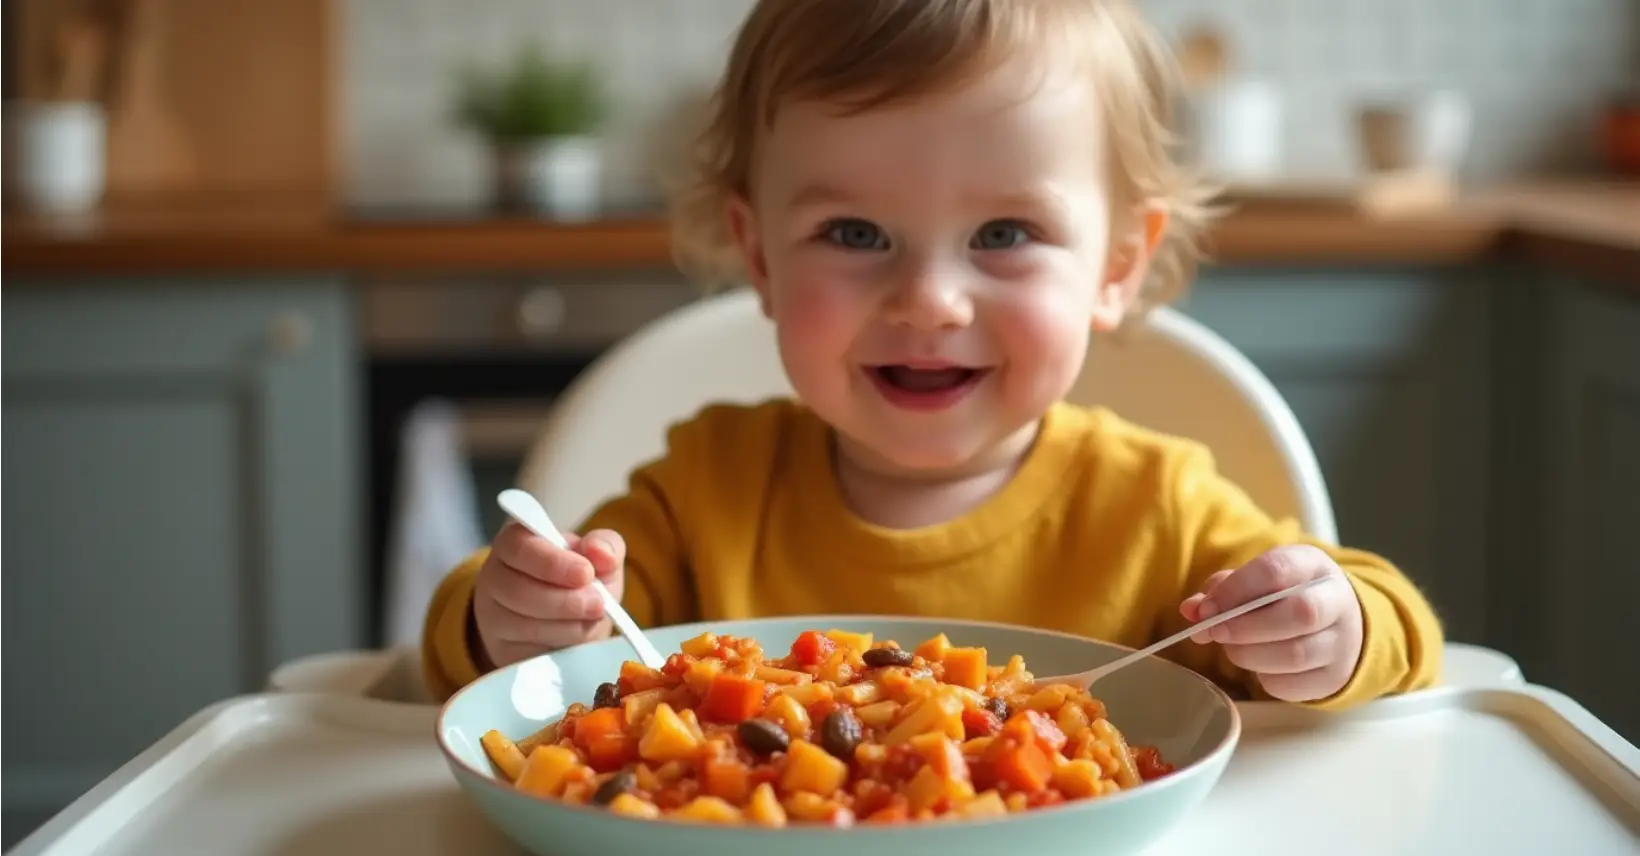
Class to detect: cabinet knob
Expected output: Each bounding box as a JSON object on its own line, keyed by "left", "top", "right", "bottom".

{"left": 267, "top": 312, "right": 313, "bottom": 356}
{"left": 516, "top": 287, "right": 567, "bottom": 339}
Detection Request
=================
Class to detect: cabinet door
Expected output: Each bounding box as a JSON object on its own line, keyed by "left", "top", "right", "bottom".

{"left": 1, "top": 279, "right": 363, "bottom": 841}
{"left": 1180, "top": 268, "right": 1494, "bottom": 645}
{"left": 1536, "top": 279, "right": 1640, "bottom": 742}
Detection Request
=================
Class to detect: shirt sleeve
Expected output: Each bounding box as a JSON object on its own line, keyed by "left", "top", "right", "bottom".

{"left": 418, "top": 419, "right": 703, "bottom": 703}
{"left": 1156, "top": 442, "right": 1445, "bottom": 711}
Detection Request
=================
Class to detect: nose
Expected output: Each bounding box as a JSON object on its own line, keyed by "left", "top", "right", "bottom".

{"left": 882, "top": 260, "right": 974, "bottom": 330}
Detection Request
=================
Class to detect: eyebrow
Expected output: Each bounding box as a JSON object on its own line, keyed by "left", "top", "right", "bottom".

{"left": 785, "top": 184, "right": 858, "bottom": 209}
{"left": 784, "top": 183, "right": 1073, "bottom": 220}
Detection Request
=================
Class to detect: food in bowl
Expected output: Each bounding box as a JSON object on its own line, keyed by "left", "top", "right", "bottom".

{"left": 478, "top": 628, "right": 1175, "bottom": 827}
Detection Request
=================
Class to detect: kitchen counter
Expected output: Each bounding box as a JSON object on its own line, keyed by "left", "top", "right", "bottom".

{"left": 4, "top": 182, "right": 1636, "bottom": 288}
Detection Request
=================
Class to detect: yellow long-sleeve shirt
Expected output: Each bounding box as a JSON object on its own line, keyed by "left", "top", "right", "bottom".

{"left": 423, "top": 399, "right": 1443, "bottom": 708}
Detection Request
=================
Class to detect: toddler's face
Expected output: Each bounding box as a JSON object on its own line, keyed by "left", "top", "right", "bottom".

{"left": 730, "top": 56, "right": 1150, "bottom": 475}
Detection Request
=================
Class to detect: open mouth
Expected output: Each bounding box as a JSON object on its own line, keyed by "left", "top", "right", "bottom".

{"left": 866, "top": 365, "right": 990, "bottom": 410}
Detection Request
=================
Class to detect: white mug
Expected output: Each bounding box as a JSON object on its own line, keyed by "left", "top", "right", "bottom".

{"left": 7, "top": 101, "right": 107, "bottom": 214}
{"left": 1183, "top": 79, "right": 1284, "bottom": 181}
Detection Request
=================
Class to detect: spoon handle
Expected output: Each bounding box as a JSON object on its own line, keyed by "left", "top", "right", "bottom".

{"left": 496, "top": 489, "right": 667, "bottom": 669}
{"left": 1088, "top": 575, "right": 1334, "bottom": 682}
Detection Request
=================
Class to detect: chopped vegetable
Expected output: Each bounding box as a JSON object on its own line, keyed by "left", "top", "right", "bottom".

{"left": 702, "top": 756, "right": 753, "bottom": 805}
{"left": 515, "top": 745, "right": 582, "bottom": 798}
{"left": 780, "top": 739, "right": 850, "bottom": 796}
{"left": 672, "top": 795, "right": 743, "bottom": 824}
{"left": 823, "top": 629, "right": 874, "bottom": 653}
{"left": 790, "top": 630, "right": 836, "bottom": 667}
{"left": 745, "top": 783, "right": 788, "bottom": 827}
{"left": 480, "top": 729, "right": 527, "bottom": 781}
{"left": 700, "top": 673, "right": 767, "bottom": 724}
{"left": 573, "top": 706, "right": 635, "bottom": 772}
{"left": 990, "top": 738, "right": 1053, "bottom": 793}
{"left": 941, "top": 647, "right": 989, "bottom": 690}
{"left": 638, "top": 703, "right": 702, "bottom": 763}
{"left": 761, "top": 693, "right": 812, "bottom": 740}
{"left": 914, "top": 633, "right": 952, "bottom": 663}
{"left": 486, "top": 629, "right": 1173, "bottom": 826}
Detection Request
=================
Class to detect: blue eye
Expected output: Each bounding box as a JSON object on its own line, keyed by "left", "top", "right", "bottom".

{"left": 823, "top": 219, "right": 889, "bottom": 250}
{"left": 971, "top": 220, "right": 1030, "bottom": 250}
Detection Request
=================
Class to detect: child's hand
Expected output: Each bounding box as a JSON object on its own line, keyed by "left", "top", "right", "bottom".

{"left": 1179, "top": 545, "right": 1364, "bottom": 702}
{"left": 471, "top": 522, "right": 626, "bottom": 670}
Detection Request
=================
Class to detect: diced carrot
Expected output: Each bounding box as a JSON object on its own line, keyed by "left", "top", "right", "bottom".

{"left": 586, "top": 734, "right": 636, "bottom": 772}
{"left": 700, "top": 673, "right": 767, "bottom": 723}
{"left": 574, "top": 706, "right": 636, "bottom": 771}
{"left": 1004, "top": 709, "right": 1067, "bottom": 755}
{"left": 702, "top": 756, "right": 752, "bottom": 805}
{"left": 573, "top": 707, "right": 626, "bottom": 747}
{"left": 992, "top": 739, "right": 1053, "bottom": 793}
{"left": 791, "top": 630, "right": 836, "bottom": 667}
{"left": 941, "top": 647, "right": 988, "bottom": 690}
{"left": 913, "top": 633, "right": 951, "bottom": 663}
{"left": 962, "top": 708, "right": 1002, "bottom": 740}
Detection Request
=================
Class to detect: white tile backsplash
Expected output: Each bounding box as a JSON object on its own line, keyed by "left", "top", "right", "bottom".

{"left": 342, "top": 0, "right": 1640, "bottom": 209}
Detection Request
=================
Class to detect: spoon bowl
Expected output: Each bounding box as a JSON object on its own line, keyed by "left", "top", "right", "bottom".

{"left": 495, "top": 488, "right": 666, "bottom": 670}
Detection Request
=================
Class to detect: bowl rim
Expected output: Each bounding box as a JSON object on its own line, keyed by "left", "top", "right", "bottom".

{"left": 434, "top": 614, "right": 1243, "bottom": 834}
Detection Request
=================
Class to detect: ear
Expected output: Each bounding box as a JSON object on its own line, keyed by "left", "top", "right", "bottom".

{"left": 1091, "top": 203, "right": 1168, "bottom": 332}
{"left": 726, "top": 195, "right": 774, "bottom": 318}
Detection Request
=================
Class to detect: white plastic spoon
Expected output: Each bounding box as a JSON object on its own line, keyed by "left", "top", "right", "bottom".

{"left": 496, "top": 488, "right": 667, "bottom": 670}
{"left": 1031, "top": 574, "right": 1335, "bottom": 692}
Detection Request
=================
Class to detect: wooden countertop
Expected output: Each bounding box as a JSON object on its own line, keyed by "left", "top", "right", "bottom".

{"left": 5, "top": 182, "right": 1637, "bottom": 287}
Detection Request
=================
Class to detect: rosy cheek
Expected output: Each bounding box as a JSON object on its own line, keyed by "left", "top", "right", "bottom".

{"left": 771, "top": 272, "right": 863, "bottom": 361}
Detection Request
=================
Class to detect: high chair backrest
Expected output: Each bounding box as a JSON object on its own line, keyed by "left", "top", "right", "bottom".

{"left": 517, "top": 287, "right": 1337, "bottom": 542}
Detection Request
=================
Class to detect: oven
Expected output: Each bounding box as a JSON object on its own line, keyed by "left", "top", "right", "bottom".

{"left": 358, "top": 270, "right": 701, "bottom": 647}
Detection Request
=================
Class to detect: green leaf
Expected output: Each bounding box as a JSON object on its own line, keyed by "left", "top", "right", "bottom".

{"left": 449, "top": 42, "right": 609, "bottom": 141}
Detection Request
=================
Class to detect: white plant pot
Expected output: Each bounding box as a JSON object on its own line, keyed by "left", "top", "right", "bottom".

{"left": 6, "top": 101, "right": 107, "bottom": 214}
{"left": 493, "top": 136, "right": 603, "bottom": 220}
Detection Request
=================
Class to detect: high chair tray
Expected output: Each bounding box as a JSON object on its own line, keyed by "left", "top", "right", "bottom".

{"left": 10, "top": 686, "right": 1640, "bottom": 856}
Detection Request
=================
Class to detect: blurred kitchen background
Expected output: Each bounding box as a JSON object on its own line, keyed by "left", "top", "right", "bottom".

{"left": 3, "top": 0, "right": 1638, "bottom": 848}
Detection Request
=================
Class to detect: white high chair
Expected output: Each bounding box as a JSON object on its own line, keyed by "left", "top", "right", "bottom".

{"left": 517, "top": 286, "right": 1337, "bottom": 540}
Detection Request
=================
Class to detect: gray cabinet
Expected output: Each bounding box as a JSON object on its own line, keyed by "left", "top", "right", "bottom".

{"left": 1, "top": 279, "right": 365, "bottom": 842}
{"left": 1181, "top": 267, "right": 1495, "bottom": 646}
{"left": 1531, "top": 277, "right": 1640, "bottom": 741}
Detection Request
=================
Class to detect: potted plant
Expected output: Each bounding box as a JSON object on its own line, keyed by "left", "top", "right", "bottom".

{"left": 452, "top": 44, "right": 609, "bottom": 219}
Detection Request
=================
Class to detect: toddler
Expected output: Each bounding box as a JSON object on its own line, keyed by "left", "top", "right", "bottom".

{"left": 423, "top": 0, "right": 1443, "bottom": 708}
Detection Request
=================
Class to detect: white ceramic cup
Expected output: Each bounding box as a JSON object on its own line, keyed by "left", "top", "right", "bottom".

{"left": 1184, "top": 79, "right": 1284, "bottom": 181}
{"left": 7, "top": 101, "right": 108, "bottom": 214}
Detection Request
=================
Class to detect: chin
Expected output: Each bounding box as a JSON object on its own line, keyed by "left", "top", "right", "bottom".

{"left": 862, "top": 432, "right": 995, "bottom": 474}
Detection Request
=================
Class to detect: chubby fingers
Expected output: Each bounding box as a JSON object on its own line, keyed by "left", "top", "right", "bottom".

{"left": 1194, "top": 546, "right": 1346, "bottom": 643}
{"left": 578, "top": 528, "right": 626, "bottom": 584}
{"left": 1180, "top": 569, "right": 1232, "bottom": 643}
{"left": 492, "top": 521, "right": 598, "bottom": 587}
{"left": 1219, "top": 626, "right": 1346, "bottom": 674}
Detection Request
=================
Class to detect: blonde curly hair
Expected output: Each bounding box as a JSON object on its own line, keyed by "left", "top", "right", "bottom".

{"left": 664, "top": 0, "right": 1219, "bottom": 315}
